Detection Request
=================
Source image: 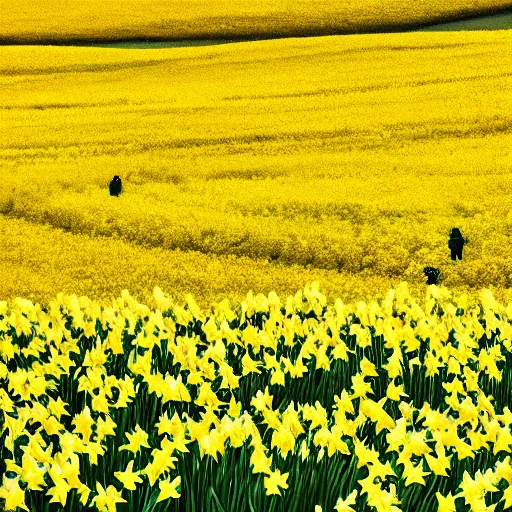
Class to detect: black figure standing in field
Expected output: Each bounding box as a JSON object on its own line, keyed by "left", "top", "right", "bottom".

{"left": 109, "top": 175, "right": 122, "bottom": 197}
{"left": 423, "top": 266, "right": 441, "bottom": 285}
{"left": 448, "top": 227, "right": 465, "bottom": 261}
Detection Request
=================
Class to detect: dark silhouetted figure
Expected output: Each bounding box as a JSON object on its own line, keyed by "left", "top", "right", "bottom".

{"left": 448, "top": 228, "right": 465, "bottom": 261}
{"left": 109, "top": 175, "right": 122, "bottom": 197}
{"left": 423, "top": 266, "right": 441, "bottom": 285}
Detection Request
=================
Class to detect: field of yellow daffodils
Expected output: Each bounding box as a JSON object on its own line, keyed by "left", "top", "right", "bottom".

{"left": 1, "top": 282, "right": 512, "bottom": 512}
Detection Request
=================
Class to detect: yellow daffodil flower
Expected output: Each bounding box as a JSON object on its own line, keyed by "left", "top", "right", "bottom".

{"left": 227, "top": 395, "right": 242, "bottom": 418}
{"left": 402, "top": 459, "right": 431, "bottom": 487}
{"left": 157, "top": 475, "right": 181, "bottom": 503}
{"left": 334, "top": 489, "right": 358, "bottom": 512}
{"left": 271, "top": 428, "right": 295, "bottom": 459}
{"left": 0, "top": 475, "right": 29, "bottom": 512}
{"left": 71, "top": 406, "right": 95, "bottom": 444}
{"left": 119, "top": 425, "right": 151, "bottom": 454}
{"left": 46, "top": 476, "right": 71, "bottom": 507}
{"left": 114, "top": 460, "right": 143, "bottom": 491}
{"left": 250, "top": 447, "right": 272, "bottom": 475}
{"left": 263, "top": 469, "right": 289, "bottom": 496}
{"left": 424, "top": 442, "right": 452, "bottom": 477}
{"left": 250, "top": 387, "right": 273, "bottom": 412}
{"left": 91, "top": 482, "right": 126, "bottom": 512}
{"left": 436, "top": 491, "right": 457, "bottom": 512}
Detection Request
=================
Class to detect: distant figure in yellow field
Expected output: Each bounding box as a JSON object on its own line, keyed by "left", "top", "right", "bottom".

{"left": 109, "top": 175, "right": 122, "bottom": 197}
{"left": 423, "top": 266, "right": 441, "bottom": 285}
{"left": 448, "top": 227, "right": 465, "bottom": 261}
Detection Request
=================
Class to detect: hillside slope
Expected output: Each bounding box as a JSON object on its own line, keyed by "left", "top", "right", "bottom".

{"left": 1, "top": 31, "right": 511, "bottom": 305}
{"left": 1, "top": 0, "right": 512, "bottom": 43}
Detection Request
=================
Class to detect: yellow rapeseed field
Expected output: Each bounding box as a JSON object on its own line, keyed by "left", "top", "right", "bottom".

{"left": 1, "top": 0, "right": 512, "bottom": 42}
{"left": 0, "top": 215, "right": 405, "bottom": 310}
{"left": 1, "top": 31, "right": 512, "bottom": 306}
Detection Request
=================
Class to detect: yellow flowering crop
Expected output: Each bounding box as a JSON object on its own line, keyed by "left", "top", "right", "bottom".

{"left": 1, "top": 0, "right": 511, "bottom": 43}
{"left": 1, "top": 31, "right": 512, "bottom": 308}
